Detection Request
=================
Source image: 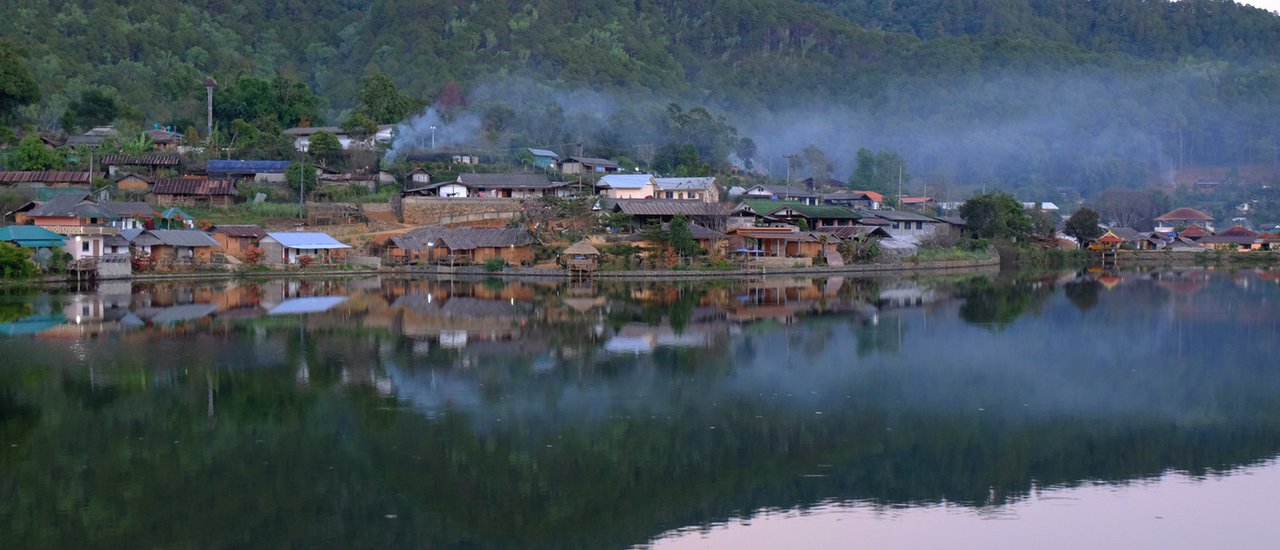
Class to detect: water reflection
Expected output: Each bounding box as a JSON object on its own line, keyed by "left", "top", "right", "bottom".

{"left": 1, "top": 269, "right": 1279, "bottom": 548}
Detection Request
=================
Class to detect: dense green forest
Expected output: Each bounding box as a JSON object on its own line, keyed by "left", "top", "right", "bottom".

{"left": 2, "top": 0, "right": 1279, "bottom": 198}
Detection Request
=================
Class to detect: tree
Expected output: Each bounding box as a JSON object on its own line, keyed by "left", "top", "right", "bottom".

{"left": 341, "top": 112, "right": 377, "bottom": 146}
{"left": 0, "top": 42, "right": 39, "bottom": 123}
{"left": 1064, "top": 207, "right": 1104, "bottom": 244}
{"left": 0, "top": 242, "right": 35, "bottom": 279}
{"left": 285, "top": 162, "right": 317, "bottom": 196}
{"left": 61, "top": 89, "right": 119, "bottom": 131}
{"left": 355, "top": 71, "right": 416, "bottom": 124}
{"left": 214, "top": 76, "right": 320, "bottom": 129}
{"left": 307, "top": 131, "right": 343, "bottom": 168}
{"left": 668, "top": 213, "right": 699, "bottom": 258}
{"left": 10, "top": 135, "right": 62, "bottom": 170}
{"left": 801, "top": 145, "right": 832, "bottom": 190}
{"left": 959, "top": 192, "right": 1030, "bottom": 240}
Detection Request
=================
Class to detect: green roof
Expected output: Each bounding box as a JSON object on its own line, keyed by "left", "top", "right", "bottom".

{"left": 0, "top": 226, "right": 67, "bottom": 248}
{"left": 739, "top": 199, "right": 861, "bottom": 219}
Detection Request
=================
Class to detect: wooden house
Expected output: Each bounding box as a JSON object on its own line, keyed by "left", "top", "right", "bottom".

{"left": 101, "top": 154, "right": 180, "bottom": 177}
{"left": 560, "top": 157, "right": 620, "bottom": 175}
{"left": 151, "top": 178, "right": 239, "bottom": 207}
{"left": 383, "top": 227, "right": 537, "bottom": 265}
{"left": 208, "top": 225, "right": 268, "bottom": 261}
{"left": 654, "top": 177, "right": 719, "bottom": 203}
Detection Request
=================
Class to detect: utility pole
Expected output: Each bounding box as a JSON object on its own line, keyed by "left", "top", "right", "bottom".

{"left": 784, "top": 154, "right": 796, "bottom": 199}
{"left": 896, "top": 162, "right": 903, "bottom": 209}
{"left": 299, "top": 151, "right": 306, "bottom": 220}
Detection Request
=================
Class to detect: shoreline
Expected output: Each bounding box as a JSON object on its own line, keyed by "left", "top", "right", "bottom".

{"left": 5, "top": 255, "right": 1002, "bottom": 286}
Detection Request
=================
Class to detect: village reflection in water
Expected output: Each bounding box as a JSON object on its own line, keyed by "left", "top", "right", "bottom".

{"left": 3, "top": 269, "right": 1280, "bottom": 548}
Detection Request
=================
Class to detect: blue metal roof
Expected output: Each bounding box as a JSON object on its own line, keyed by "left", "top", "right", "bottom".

{"left": 207, "top": 160, "right": 292, "bottom": 175}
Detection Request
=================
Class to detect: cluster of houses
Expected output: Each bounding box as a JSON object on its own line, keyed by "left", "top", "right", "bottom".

{"left": 1088, "top": 207, "right": 1280, "bottom": 252}
{"left": 0, "top": 192, "right": 354, "bottom": 275}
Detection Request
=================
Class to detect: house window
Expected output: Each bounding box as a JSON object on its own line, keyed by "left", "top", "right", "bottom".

{"left": 81, "top": 241, "right": 90, "bottom": 252}
{"left": 690, "top": 192, "right": 699, "bottom": 199}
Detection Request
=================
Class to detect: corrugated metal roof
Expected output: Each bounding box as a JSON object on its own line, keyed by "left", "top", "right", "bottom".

{"left": 264, "top": 232, "right": 351, "bottom": 249}
{"left": 613, "top": 200, "right": 728, "bottom": 217}
{"left": 457, "top": 173, "right": 561, "bottom": 189}
{"left": 100, "top": 202, "right": 155, "bottom": 217}
{"left": 527, "top": 148, "right": 560, "bottom": 158}
{"left": 399, "top": 227, "right": 537, "bottom": 250}
{"left": 153, "top": 178, "right": 237, "bottom": 196}
{"left": 206, "top": 160, "right": 292, "bottom": 175}
{"left": 148, "top": 230, "right": 219, "bottom": 247}
{"left": 26, "top": 194, "right": 94, "bottom": 217}
{"left": 564, "top": 157, "right": 618, "bottom": 167}
{"left": 0, "top": 226, "right": 67, "bottom": 246}
{"left": 210, "top": 225, "right": 267, "bottom": 238}
{"left": 599, "top": 174, "right": 654, "bottom": 189}
{"left": 100, "top": 154, "right": 180, "bottom": 166}
{"left": 0, "top": 171, "right": 92, "bottom": 184}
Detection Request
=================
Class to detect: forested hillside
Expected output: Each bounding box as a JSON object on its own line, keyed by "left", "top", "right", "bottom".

{"left": 2, "top": 0, "right": 1279, "bottom": 197}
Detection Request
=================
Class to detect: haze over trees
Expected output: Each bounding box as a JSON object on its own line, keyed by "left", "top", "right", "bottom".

{"left": 0, "top": 0, "right": 1278, "bottom": 199}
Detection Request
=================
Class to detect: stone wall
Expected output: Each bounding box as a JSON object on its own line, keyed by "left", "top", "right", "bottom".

{"left": 401, "top": 197, "right": 524, "bottom": 226}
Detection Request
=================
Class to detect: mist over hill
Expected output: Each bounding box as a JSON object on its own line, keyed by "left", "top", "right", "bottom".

{"left": 3, "top": 0, "right": 1279, "bottom": 196}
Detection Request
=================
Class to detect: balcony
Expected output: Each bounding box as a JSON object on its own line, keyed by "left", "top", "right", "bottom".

{"left": 40, "top": 225, "right": 120, "bottom": 237}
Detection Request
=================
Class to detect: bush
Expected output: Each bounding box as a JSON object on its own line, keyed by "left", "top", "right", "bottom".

{"left": 297, "top": 255, "right": 315, "bottom": 267}
{"left": 0, "top": 243, "right": 35, "bottom": 278}
{"left": 483, "top": 257, "right": 506, "bottom": 272}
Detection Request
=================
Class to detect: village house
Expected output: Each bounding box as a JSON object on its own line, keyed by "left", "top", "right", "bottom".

{"left": 101, "top": 154, "right": 180, "bottom": 177}
{"left": 458, "top": 173, "right": 570, "bottom": 198}
{"left": 624, "top": 221, "right": 726, "bottom": 255}
{"left": 381, "top": 227, "right": 537, "bottom": 266}
{"left": 654, "top": 177, "right": 719, "bottom": 203}
{"left": 728, "top": 226, "right": 832, "bottom": 266}
{"left": 404, "top": 167, "right": 431, "bottom": 192}
{"left": 283, "top": 124, "right": 395, "bottom": 152}
{"left": 610, "top": 200, "right": 731, "bottom": 231}
{"left": 113, "top": 173, "right": 155, "bottom": 197}
{"left": 259, "top": 232, "right": 352, "bottom": 265}
{"left": 205, "top": 160, "right": 292, "bottom": 184}
{"left": 99, "top": 202, "right": 156, "bottom": 230}
{"left": 145, "top": 127, "right": 185, "bottom": 150}
{"left": 598, "top": 174, "right": 658, "bottom": 200}
{"left": 742, "top": 184, "right": 821, "bottom": 206}
{"left": 124, "top": 229, "right": 219, "bottom": 267}
{"left": 208, "top": 225, "right": 268, "bottom": 262}
{"left": 20, "top": 193, "right": 119, "bottom": 261}
{"left": 1199, "top": 226, "right": 1262, "bottom": 251}
{"left": 873, "top": 210, "right": 942, "bottom": 239}
{"left": 64, "top": 126, "right": 120, "bottom": 147}
{"left": 824, "top": 190, "right": 884, "bottom": 210}
{"left": 560, "top": 157, "right": 621, "bottom": 175}
{"left": 526, "top": 148, "right": 560, "bottom": 170}
{"left": 0, "top": 171, "right": 92, "bottom": 191}
{"left": 151, "top": 178, "right": 239, "bottom": 207}
{"left": 739, "top": 199, "right": 864, "bottom": 230}
{"left": 1155, "top": 207, "right": 1215, "bottom": 233}
{"left": 0, "top": 226, "right": 67, "bottom": 268}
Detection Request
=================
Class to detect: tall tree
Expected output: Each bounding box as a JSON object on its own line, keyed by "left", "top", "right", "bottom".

{"left": 307, "top": 131, "right": 343, "bottom": 168}
{"left": 355, "top": 71, "right": 416, "bottom": 124}
{"left": 0, "top": 41, "right": 38, "bottom": 123}
{"left": 1064, "top": 207, "right": 1104, "bottom": 244}
{"left": 60, "top": 89, "right": 119, "bottom": 132}
{"left": 9, "top": 135, "right": 62, "bottom": 170}
{"left": 959, "top": 192, "right": 1031, "bottom": 240}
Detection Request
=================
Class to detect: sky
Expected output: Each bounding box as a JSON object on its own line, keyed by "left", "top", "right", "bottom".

{"left": 1239, "top": 0, "right": 1280, "bottom": 12}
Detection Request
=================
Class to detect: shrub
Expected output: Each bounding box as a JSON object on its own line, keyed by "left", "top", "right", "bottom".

{"left": 0, "top": 243, "right": 35, "bottom": 278}
{"left": 297, "top": 255, "right": 314, "bottom": 267}
{"left": 483, "top": 257, "right": 506, "bottom": 272}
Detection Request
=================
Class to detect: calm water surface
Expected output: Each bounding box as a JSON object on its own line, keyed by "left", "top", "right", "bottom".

{"left": 1, "top": 269, "right": 1279, "bottom": 549}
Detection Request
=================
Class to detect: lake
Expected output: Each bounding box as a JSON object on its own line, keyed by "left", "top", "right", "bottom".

{"left": 1, "top": 269, "right": 1279, "bottom": 549}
